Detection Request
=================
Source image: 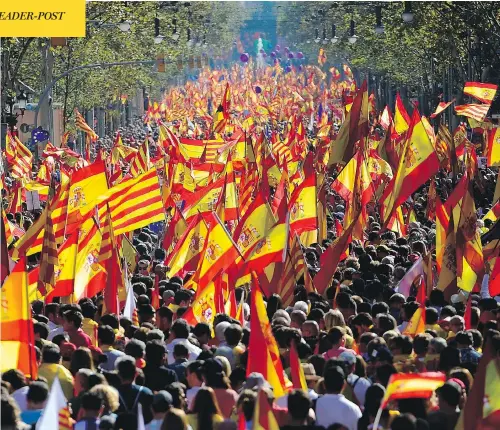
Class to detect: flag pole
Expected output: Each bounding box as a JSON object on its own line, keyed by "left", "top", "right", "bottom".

{"left": 372, "top": 406, "right": 383, "bottom": 430}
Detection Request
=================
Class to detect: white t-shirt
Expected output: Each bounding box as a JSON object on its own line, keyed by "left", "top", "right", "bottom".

{"left": 346, "top": 374, "right": 371, "bottom": 409}
{"left": 186, "top": 386, "right": 202, "bottom": 410}
{"left": 315, "top": 393, "right": 362, "bottom": 430}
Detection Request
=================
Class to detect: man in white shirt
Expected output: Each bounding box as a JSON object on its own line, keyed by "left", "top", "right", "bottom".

{"left": 165, "top": 319, "right": 201, "bottom": 364}
{"left": 338, "top": 351, "right": 371, "bottom": 408}
{"left": 315, "top": 365, "right": 362, "bottom": 430}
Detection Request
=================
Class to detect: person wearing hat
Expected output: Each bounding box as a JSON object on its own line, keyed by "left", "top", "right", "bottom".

{"left": 145, "top": 391, "right": 173, "bottom": 430}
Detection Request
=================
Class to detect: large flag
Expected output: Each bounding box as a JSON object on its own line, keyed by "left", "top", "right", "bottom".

{"left": 96, "top": 169, "right": 165, "bottom": 235}
{"left": 394, "top": 92, "right": 411, "bottom": 135}
{"left": 5, "top": 132, "right": 33, "bottom": 180}
{"left": 1, "top": 212, "right": 11, "bottom": 283}
{"left": 37, "top": 205, "right": 58, "bottom": 297}
{"left": 66, "top": 160, "right": 108, "bottom": 229}
{"left": 247, "top": 284, "right": 288, "bottom": 398}
{"left": 0, "top": 257, "right": 38, "bottom": 379}
{"left": 463, "top": 81, "right": 498, "bottom": 104}
{"left": 381, "top": 109, "right": 440, "bottom": 225}
{"left": 436, "top": 207, "right": 457, "bottom": 301}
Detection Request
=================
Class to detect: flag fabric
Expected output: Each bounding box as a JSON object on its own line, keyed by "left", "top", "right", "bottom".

{"left": 128, "top": 139, "right": 151, "bottom": 177}
{"left": 37, "top": 205, "right": 58, "bottom": 297}
{"left": 96, "top": 169, "right": 165, "bottom": 235}
{"left": 289, "top": 340, "right": 308, "bottom": 391}
{"left": 5, "top": 132, "right": 33, "bottom": 180}
{"left": 436, "top": 207, "right": 457, "bottom": 301}
{"left": 394, "top": 93, "right": 411, "bottom": 135}
{"left": 430, "top": 99, "right": 455, "bottom": 119}
{"left": 455, "top": 104, "right": 490, "bottom": 122}
{"left": 455, "top": 343, "right": 500, "bottom": 430}
{"left": 487, "top": 127, "right": 500, "bottom": 167}
{"left": 381, "top": 110, "right": 440, "bottom": 225}
{"left": 288, "top": 163, "right": 317, "bottom": 235}
{"left": 166, "top": 213, "right": 208, "bottom": 278}
{"left": 247, "top": 284, "right": 288, "bottom": 398}
{"left": 124, "top": 273, "right": 139, "bottom": 326}
{"left": 318, "top": 48, "right": 327, "bottom": 66}
{"left": 463, "top": 82, "right": 498, "bottom": 104}
{"left": 251, "top": 389, "right": 280, "bottom": 430}
{"left": 402, "top": 276, "right": 426, "bottom": 336}
{"left": 1, "top": 213, "right": 10, "bottom": 283}
{"left": 0, "top": 257, "right": 38, "bottom": 379}
{"left": 381, "top": 372, "right": 446, "bottom": 408}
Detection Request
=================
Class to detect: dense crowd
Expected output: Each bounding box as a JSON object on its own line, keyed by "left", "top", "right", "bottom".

{"left": 2, "top": 65, "right": 500, "bottom": 430}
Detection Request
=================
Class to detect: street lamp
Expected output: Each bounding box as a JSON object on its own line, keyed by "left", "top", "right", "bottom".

{"left": 315, "top": 28, "right": 320, "bottom": 43}
{"left": 17, "top": 90, "right": 27, "bottom": 113}
{"left": 331, "top": 24, "right": 339, "bottom": 44}
{"left": 348, "top": 19, "right": 358, "bottom": 44}
{"left": 402, "top": 2, "right": 414, "bottom": 23}
{"left": 375, "top": 6, "right": 384, "bottom": 35}
{"left": 322, "top": 27, "right": 328, "bottom": 45}
{"left": 118, "top": 19, "right": 131, "bottom": 32}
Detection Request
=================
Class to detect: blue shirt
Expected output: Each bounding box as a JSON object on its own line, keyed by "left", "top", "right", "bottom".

{"left": 21, "top": 409, "right": 43, "bottom": 425}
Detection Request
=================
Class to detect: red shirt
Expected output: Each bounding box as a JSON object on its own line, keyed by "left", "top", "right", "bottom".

{"left": 68, "top": 328, "right": 92, "bottom": 348}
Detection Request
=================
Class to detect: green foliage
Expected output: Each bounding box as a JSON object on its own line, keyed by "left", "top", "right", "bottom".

{"left": 2, "top": 1, "right": 250, "bottom": 116}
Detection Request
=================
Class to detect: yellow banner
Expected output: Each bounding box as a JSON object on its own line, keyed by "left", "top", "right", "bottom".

{"left": 0, "top": 0, "right": 85, "bottom": 37}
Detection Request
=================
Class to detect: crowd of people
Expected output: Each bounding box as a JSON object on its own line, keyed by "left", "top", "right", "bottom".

{"left": 2, "top": 60, "right": 500, "bottom": 430}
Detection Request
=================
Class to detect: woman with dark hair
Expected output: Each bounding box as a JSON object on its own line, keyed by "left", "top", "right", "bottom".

{"left": 187, "top": 387, "right": 224, "bottom": 430}
{"left": 70, "top": 347, "right": 95, "bottom": 376}
{"left": 202, "top": 358, "right": 238, "bottom": 418}
{"left": 437, "top": 347, "right": 461, "bottom": 374}
{"left": 266, "top": 294, "right": 283, "bottom": 322}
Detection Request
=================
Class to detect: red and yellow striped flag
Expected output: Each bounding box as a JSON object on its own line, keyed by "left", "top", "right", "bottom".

{"left": 455, "top": 104, "right": 490, "bottom": 122}
{"left": 128, "top": 138, "right": 151, "bottom": 177}
{"left": 5, "top": 132, "right": 32, "bottom": 180}
{"left": 0, "top": 257, "right": 38, "bottom": 379}
{"left": 37, "top": 205, "right": 58, "bottom": 297}
{"left": 74, "top": 109, "right": 98, "bottom": 140}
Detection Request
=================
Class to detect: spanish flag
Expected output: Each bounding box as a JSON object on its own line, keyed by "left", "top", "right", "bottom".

{"left": 288, "top": 165, "right": 317, "bottom": 235}
{"left": 381, "top": 109, "right": 440, "bottom": 225}
{"left": 464, "top": 81, "right": 498, "bottom": 105}
{"left": 66, "top": 160, "right": 108, "bottom": 229}
{"left": 394, "top": 93, "right": 411, "bottom": 135}
{"left": 381, "top": 372, "right": 445, "bottom": 408}
{"left": 233, "top": 191, "right": 276, "bottom": 258}
{"left": 196, "top": 212, "right": 241, "bottom": 288}
{"left": 0, "top": 257, "right": 38, "bottom": 379}
{"left": 247, "top": 284, "right": 288, "bottom": 398}
{"left": 436, "top": 207, "right": 457, "bottom": 301}
{"left": 402, "top": 276, "right": 426, "bottom": 336}
{"left": 487, "top": 127, "right": 500, "bottom": 167}
{"left": 47, "top": 232, "right": 79, "bottom": 300}
{"left": 166, "top": 213, "right": 208, "bottom": 278}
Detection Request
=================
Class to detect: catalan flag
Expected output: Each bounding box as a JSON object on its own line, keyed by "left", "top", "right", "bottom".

{"left": 464, "top": 81, "right": 498, "bottom": 105}
{"left": 455, "top": 103, "right": 490, "bottom": 122}
{"left": 5, "top": 133, "right": 33, "bottom": 180}
{"left": 35, "top": 377, "right": 72, "bottom": 430}
{"left": 96, "top": 169, "right": 165, "bottom": 236}
{"left": 128, "top": 138, "right": 150, "bottom": 177}
{"left": 37, "top": 205, "right": 58, "bottom": 297}
{"left": 0, "top": 257, "right": 38, "bottom": 379}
